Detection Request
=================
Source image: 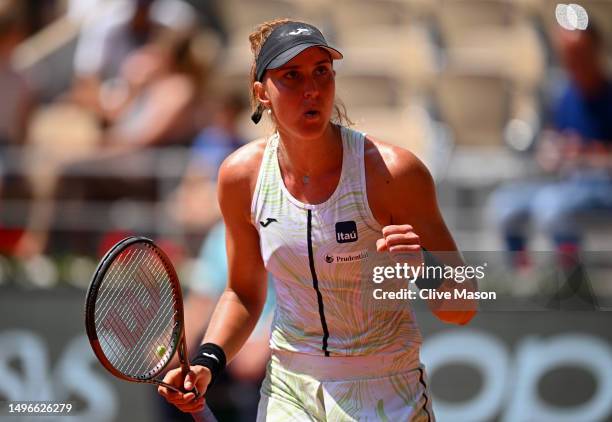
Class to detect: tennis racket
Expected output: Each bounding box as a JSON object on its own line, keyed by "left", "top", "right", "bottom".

{"left": 84, "top": 236, "right": 217, "bottom": 422}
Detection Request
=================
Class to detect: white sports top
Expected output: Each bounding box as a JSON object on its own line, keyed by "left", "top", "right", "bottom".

{"left": 251, "top": 125, "right": 422, "bottom": 356}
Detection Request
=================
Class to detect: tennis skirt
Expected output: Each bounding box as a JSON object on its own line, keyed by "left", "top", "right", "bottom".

{"left": 256, "top": 348, "right": 435, "bottom": 421}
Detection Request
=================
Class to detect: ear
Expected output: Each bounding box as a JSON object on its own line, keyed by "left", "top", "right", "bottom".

{"left": 254, "top": 81, "right": 271, "bottom": 108}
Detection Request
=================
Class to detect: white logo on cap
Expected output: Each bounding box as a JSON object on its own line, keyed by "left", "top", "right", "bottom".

{"left": 289, "top": 28, "right": 311, "bottom": 36}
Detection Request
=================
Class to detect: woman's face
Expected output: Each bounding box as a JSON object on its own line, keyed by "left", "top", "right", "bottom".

{"left": 257, "top": 47, "right": 336, "bottom": 140}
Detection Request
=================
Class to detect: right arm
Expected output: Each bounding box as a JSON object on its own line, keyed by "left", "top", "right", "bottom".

{"left": 158, "top": 142, "right": 267, "bottom": 412}
{"left": 202, "top": 145, "right": 268, "bottom": 361}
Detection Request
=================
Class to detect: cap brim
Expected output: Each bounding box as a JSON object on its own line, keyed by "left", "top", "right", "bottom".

{"left": 267, "top": 43, "right": 343, "bottom": 70}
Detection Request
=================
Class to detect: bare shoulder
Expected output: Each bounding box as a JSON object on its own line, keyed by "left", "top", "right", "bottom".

{"left": 364, "top": 136, "right": 433, "bottom": 189}
{"left": 363, "top": 135, "right": 437, "bottom": 225}
{"left": 218, "top": 138, "right": 268, "bottom": 221}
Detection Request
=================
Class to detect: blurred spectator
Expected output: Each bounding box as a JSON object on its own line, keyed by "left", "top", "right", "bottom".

{"left": 16, "top": 30, "right": 207, "bottom": 257}
{"left": 169, "top": 92, "right": 247, "bottom": 233}
{"left": 21, "top": 0, "right": 61, "bottom": 35}
{"left": 69, "top": 0, "right": 198, "bottom": 117}
{"left": 0, "top": 0, "right": 33, "bottom": 203}
{"left": 489, "top": 25, "right": 612, "bottom": 269}
{"left": 0, "top": 0, "right": 30, "bottom": 145}
{"left": 90, "top": 32, "right": 204, "bottom": 150}
{"left": 180, "top": 0, "right": 228, "bottom": 46}
{"left": 156, "top": 222, "right": 275, "bottom": 421}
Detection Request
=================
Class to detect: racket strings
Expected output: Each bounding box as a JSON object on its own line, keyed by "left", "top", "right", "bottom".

{"left": 108, "top": 264, "right": 164, "bottom": 347}
{"left": 96, "top": 248, "right": 144, "bottom": 323}
{"left": 123, "top": 250, "right": 178, "bottom": 373}
{"left": 94, "top": 244, "right": 179, "bottom": 378}
{"left": 104, "top": 249, "right": 173, "bottom": 358}
{"left": 126, "top": 260, "right": 177, "bottom": 376}
{"left": 96, "top": 247, "right": 151, "bottom": 366}
{"left": 95, "top": 247, "right": 143, "bottom": 324}
{"left": 96, "top": 248, "right": 147, "bottom": 357}
{"left": 98, "top": 247, "right": 176, "bottom": 376}
{"left": 96, "top": 248, "right": 153, "bottom": 353}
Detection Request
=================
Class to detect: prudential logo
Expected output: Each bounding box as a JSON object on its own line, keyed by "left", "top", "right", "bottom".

{"left": 325, "top": 250, "right": 368, "bottom": 264}
{"left": 556, "top": 4, "right": 589, "bottom": 30}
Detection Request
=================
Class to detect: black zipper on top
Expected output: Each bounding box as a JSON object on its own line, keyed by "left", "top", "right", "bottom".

{"left": 418, "top": 367, "right": 432, "bottom": 421}
{"left": 307, "top": 209, "right": 330, "bottom": 356}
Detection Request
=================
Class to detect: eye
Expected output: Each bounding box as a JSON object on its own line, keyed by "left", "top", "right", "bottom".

{"left": 315, "top": 66, "right": 330, "bottom": 76}
{"left": 284, "top": 70, "right": 299, "bottom": 80}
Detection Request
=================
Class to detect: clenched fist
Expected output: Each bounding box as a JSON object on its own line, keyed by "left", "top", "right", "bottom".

{"left": 376, "top": 224, "right": 424, "bottom": 265}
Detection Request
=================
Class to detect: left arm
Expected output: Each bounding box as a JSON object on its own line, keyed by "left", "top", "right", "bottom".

{"left": 366, "top": 138, "right": 477, "bottom": 325}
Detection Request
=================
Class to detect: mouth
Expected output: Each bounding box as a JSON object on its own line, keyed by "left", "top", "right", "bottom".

{"left": 304, "top": 110, "right": 320, "bottom": 119}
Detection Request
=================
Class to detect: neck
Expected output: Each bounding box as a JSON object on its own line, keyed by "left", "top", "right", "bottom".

{"left": 277, "top": 123, "right": 342, "bottom": 179}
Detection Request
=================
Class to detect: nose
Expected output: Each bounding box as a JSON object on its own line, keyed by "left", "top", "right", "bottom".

{"left": 303, "top": 76, "right": 319, "bottom": 99}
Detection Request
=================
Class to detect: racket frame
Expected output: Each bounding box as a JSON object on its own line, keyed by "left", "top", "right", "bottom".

{"left": 84, "top": 236, "right": 193, "bottom": 394}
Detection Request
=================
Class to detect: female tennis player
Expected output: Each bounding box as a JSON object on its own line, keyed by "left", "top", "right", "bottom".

{"left": 158, "top": 19, "right": 477, "bottom": 421}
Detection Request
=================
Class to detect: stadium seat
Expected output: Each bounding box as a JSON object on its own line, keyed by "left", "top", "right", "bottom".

{"left": 26, "top": 104, "right": 100, "bottom": 167}
{"left": 348, "top": 104, "right": 438, "bottom": 167}
{"left": 337, "top": 25, "right": 440, "bottom": 95}
{"left": 435, "top": 72, "right": 511, "bottom": 146}
{"left": 435, "top": 0, "right": 521, "bottom": 48}
{"left": 331, "top": 0, "right": 413, "bottom": 40}
{"left": 443, "top": 23, "right": 546, "bottom": 90}
{"left": 335, "top": 72, "right": 401, "bottom": 109}
{"left": 219, "top": 0, "right": 301, "bottom": 35}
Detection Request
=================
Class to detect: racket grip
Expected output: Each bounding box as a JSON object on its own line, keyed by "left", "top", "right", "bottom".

{"left": 192, "top": 405, "right": 218, "bottom": 422}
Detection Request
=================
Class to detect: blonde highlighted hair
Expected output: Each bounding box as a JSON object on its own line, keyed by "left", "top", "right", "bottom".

{"left": 248, "top": 18, "right": 352, "bottom": 127}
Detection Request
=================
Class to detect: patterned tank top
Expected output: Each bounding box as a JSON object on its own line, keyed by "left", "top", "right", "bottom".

{"left": 251, "top": 125, "right": 422, "bottom": 356}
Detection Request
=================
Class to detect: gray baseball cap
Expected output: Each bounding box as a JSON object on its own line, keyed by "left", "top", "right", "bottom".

{"left": 255, "top": 22, "right": 343, "bottom": 82}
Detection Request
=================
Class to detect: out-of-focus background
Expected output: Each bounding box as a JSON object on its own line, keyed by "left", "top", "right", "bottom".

{"left": 0, "top": 0, "right": 611, "bottom": 421}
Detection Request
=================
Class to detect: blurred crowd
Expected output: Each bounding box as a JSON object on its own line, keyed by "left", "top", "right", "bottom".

{"left": 0, "top": 0, "right": 244, "bottom": 260}
{"left": 0, "top": 0, "right": 610, "bottom": 263}
{"left": 489, "top": 24, "right": 612, "bottom": 270}
{"left": 0, "top": 0, "right": 611, "bottom": 420}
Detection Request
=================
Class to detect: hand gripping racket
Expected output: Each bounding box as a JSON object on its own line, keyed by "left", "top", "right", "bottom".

{"left": 84, "top": 236, "right": 217, "bottom": 422}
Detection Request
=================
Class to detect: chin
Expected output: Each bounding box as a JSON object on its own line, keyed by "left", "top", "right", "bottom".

{"left": 301, "top": 114, "right": 334, "bottom": 133}
{"left": 298, "top": 124, "right": 329, "bottom": 141}
{"left": 279, "top": 119, "right": 328, "bottom": 141}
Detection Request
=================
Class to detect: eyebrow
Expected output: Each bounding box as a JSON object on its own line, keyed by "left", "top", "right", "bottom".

{"left": 278, "top": 59, "right": 332, "bottom": 70}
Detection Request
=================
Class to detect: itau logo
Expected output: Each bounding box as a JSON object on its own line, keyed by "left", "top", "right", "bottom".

{"left": 335, "top": 221, "right": 358, "bottom": 243}
{"left": 556, "top": 4, "right": 589, "bottom": 30}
